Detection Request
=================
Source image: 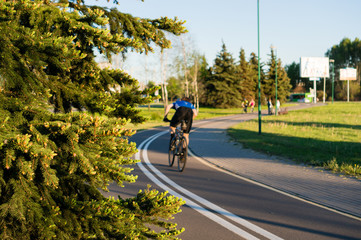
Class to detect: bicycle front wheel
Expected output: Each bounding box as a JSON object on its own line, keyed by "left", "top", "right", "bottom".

{"left": 168, "top": 137, "right": 176, "bottom": 167}
{"left": 177, "top": 137, "right": 188, "bottom": 172}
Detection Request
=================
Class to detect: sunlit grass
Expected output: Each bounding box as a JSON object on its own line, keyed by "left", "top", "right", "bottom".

{"left": 127, "top": 104, "right": 249, "bottom": 131}
{"left": 128, "top": 103, "right": 296, "bottom": 131}
{"left": 228, "top": 102, "right": 361, "bottom": 178}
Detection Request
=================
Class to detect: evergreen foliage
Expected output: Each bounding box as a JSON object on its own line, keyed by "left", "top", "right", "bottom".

{"left": 0, "top": 0, "right": 186, "bottom": 239}
{"left": 204, "top": 43, "right": 243, "bottom": 108}
{"left": 195, "top": 55, "right": 209, "bottom": 105}
{"left": 248, "top": 52, "right": 266, "bottom": 105}
{"left": 237, "top": 49, "right": 258, "bottom": 102}
{"left": 263, "top": 48, "right": 291, "bottom": 104}
{"left": 285, "top": 62, "right": 300, "bottom": 90}
{"left": 198, "top": 44, "right": 291, "bottom": 108}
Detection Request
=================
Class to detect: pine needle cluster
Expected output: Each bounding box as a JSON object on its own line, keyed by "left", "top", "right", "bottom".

{"left": 0, "top": 0, "right": 187, "bottom": 239}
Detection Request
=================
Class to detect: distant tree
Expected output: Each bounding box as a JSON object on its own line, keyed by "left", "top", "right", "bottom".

{"left": 160, "top": 50, "right": 169, "bottom": 108}
{"left": 180, "top": 36, "right": 190, "bottom": 97}
{"left": 144, "top": 80, "right": 161, "bottom": 105}
{"left": 190, "top": 55, "right": 200, "bottom": 110}
{"left": 198, "top": 56, "right": 211, "bottom": 106}
{"left": 0, "top": 0, "right": 186, "bottom": 239}
{"left": 249, "top": 52, "right": 266, "bottom": 105}
{"left": 143, "top": 80, "right": 160, "bottom": 111}
{"left": 166, "top": 76, "right": 182, "bottom": 100}
{"left": 169, "top": 34, "right": 205, "bottom": 106}
{"left": 263, "top": 48, "right": 291, "bottom": 104}
{"left": 325, "top": 38, "right": 361, "bottom": 100}
{"left": 204, "top": 43, "right": 242, "bottom": 108}
{"left": 237, "top": 48, "right": 255, "bottom": 101}
{"left": 334, "top": 80, "right": 361, "bottom": 101}
{"left": 285, "top": 62, "right": 300, "bottom": 89}
{"left": 285, "top": 61, "right": 312, "bottom": 93}
{"left": 325, "top": 37, "right": 361, "bottom": 69}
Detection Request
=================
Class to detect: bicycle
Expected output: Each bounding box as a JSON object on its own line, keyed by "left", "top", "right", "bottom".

{"left": 164, "top": 118, "right": 188, "bottom": 172}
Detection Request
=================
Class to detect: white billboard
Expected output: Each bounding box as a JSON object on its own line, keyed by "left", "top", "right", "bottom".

{"left": 339, "top": 68, "right": 357, "bottom": 81}
{"left": 300, "top": 57, "right": 330, "bottom": 78}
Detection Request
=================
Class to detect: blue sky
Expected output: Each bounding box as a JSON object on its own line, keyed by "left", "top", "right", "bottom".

{"left": 89, "top": 0, "right": 361, "bottom": 82}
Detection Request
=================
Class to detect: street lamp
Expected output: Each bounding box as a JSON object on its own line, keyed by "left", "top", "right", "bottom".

{"left": 271, "top": 46, "right": 278, "bottom": 116}
{"left": 257, "top": 0, "right": 261, "bottom": 134}
{"left": 330, "top": 59, "right": 335, "bottom": 103}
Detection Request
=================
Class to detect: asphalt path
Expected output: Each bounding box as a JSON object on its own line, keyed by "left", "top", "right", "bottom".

{"left": 104, "top": 109, "right": 361, "bottom": 239}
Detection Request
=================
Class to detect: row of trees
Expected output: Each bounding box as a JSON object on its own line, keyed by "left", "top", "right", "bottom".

{"left": 164, "top": 43, "right": 291, "bottom": 108}
{"left": 0, "top": 0, "right": 187, "bottom": 239}
{"left": 157, "top": 37, "right": 361, "bottom": 106}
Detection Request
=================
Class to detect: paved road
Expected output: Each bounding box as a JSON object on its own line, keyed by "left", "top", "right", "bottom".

{"left": 190, "top": 103, "right": 361, "bottom": 219}
{"left": 105, "top": 103, "right": 361, "bottom": 239}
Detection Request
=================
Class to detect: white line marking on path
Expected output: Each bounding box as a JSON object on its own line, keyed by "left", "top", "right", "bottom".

{"left": 136, "top": 131, "right": 283, "bottom": 240}
{"left": 188, "top": 148, "right": 361, "bottom": 222}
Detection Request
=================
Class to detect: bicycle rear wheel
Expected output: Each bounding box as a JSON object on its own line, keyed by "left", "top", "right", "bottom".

{"left": 177, "top": 137, "right": 188, "bottom": 172}
{"left": 168, "top": 137, "right": 176, "bottom": 167}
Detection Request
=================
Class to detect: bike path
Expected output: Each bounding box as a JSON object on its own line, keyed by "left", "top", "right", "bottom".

{"left": 189, "top": 103, "right": 361, "bottom": 220}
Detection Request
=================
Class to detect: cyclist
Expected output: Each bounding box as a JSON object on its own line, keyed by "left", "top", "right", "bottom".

{"left": 163, "top": 97, "right": 198, "bottom": 145}
{"left": 242, "top": 98, "right": 249, "bottom": 113}
{"left": 249, "top": 98, "right": 255, "bottom": 113}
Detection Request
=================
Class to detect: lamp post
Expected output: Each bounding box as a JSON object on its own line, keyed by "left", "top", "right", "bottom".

{"left": 330, "top": 59, "right": 335, "bottom": 103}
{"left": 257, "top": 0, "right": 261, "bottom": 134}
{"left": 271, "top": 46, "right": 278, "bottom": 116}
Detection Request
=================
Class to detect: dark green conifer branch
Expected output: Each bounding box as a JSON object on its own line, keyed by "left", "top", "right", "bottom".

{"left": 0, "top": 0, "right": 186, "bottom": 239}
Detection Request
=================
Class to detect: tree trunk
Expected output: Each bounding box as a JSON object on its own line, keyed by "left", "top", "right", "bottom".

{"left": 181, "top": 37, "right": 189, "bottom": 97}
{"left": 164, "top": 51, "right": 169, "bottom": 107}
{"left": 193, "top": 58, "right": 199, "bottom": 111}
{"left": 161, "top": 50, "right": 169, "bottom": 110}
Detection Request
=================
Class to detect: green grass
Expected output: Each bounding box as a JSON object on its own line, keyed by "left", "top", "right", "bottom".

{"left": 228, "top": 102, "right": 361, "bottom": 178}
{"left": 129, "top": 103, "right": 296, "bottom": 131}
{"left": 127, "top": 104, "right": 249, "bottom": 131}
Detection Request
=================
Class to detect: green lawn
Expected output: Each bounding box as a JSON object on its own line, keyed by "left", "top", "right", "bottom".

{"left": 127, "top": 104, "right": 248, "bottom": 131}
{"left": 127, "top": 102, "right": 361, "bottom": 177}
{"left": 228, "top": 102, "right": 361, "bottom": 178}
{"left": 129, "top": 103, "right": 296, "bottom": 130}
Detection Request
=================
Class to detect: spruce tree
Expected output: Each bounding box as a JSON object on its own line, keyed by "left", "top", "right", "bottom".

{"left": 198, "top": 56, "right": 211, "bottom": 106}
{"left": 0, "top": 0, "right": 186, "bottom": 239}
{"left": 237, "top": 48, "right": 257, "bottom": 101}
{"left": 263, "top": 48, "right": 291, "bottom": 104}
{"left": 204, "top": 43, "right": 242, "bottom": 108}
{"left": 248, "top": 52, "right": 265, "bottom": 105}
{"left": 285, "top": 62, "right": 301, "bottom": 90}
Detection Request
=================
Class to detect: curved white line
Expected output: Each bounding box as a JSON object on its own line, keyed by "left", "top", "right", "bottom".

{"left": 188, "top": 145, "right": 361, "bottom": 222}
{"left": 137, "top": 131, "right": 282, "bottom": 240}
{"left": 136, "top": 132, "right": 258, "bottom": 239}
